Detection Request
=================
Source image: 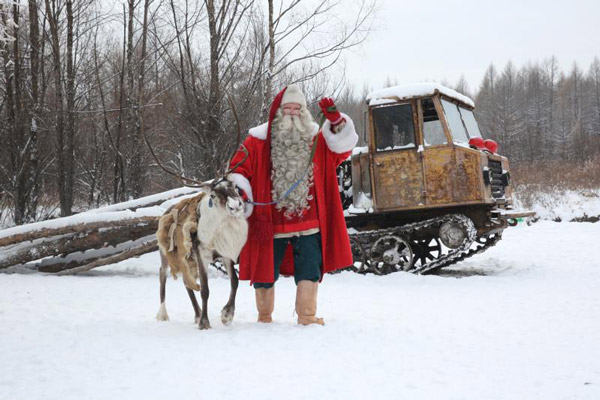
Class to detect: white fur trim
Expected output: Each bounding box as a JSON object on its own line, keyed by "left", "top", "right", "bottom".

{"left": 244, "top": 202, "right": 254, "bottom": 218}
{"left": 310, "top": 122, "right": 319, "bottom": 137}
{"left": 248, "top": 122, "right": 268, "bottom": 140}
{"left": 281, "top": 84, "right": 307, "bottom": 108}
{"left": 228, "top": 173, "right": 253, "bottom": 217}
{"left": 321, "top": 113, "right": 359, "bottom": 154}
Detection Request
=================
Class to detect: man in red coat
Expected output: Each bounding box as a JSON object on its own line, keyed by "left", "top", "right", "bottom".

{"left": 229, "top": 84, "right": 358, "bottom": 325}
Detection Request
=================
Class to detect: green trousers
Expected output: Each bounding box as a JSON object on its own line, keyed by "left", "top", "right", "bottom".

{"left": 253, "top": 233, "right": 322, "bottom": 289}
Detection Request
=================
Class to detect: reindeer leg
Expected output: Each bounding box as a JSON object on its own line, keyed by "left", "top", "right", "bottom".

{"left": 187, "top": 288, "right": 202, "bottom": 324}
{"left": 156, "top": 252, "right": 170, "bottom": 321}
{"left": 196, "top": 249, "right": 211, "bottom": 330}
{"left": 220, "top": 258, "right": 238, "bottom": 325}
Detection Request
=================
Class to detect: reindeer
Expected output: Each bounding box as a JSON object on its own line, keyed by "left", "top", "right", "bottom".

{"left": 155, "top": 176, "right": 248, "bottom": 329}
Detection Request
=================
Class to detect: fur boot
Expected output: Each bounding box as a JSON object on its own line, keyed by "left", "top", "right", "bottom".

{"left": 295, "top": 280, "right": 324, "bottom": 325}
{"left": 255, "top": 287, "right": 275, "bottom": 323}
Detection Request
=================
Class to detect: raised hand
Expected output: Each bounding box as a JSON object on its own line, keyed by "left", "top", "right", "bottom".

{"left": 318, "top": 97, "right": 344, "bottom": 126}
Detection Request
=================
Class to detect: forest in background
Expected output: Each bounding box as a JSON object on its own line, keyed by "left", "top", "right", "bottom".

{"left": 1, "top": 0, "right": 599, "bottom": 228}
{"left": 0, "top": 0, "right": 375, "bottom": 225}
{"left": 473, "top": 59, "right": 600, "bottom": 198}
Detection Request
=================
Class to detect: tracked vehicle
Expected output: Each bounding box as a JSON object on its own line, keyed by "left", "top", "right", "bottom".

{"left": 338, "top": 83, "right": 534, "bottom": 275}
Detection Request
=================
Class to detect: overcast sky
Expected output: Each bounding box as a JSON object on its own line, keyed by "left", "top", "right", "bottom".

{"left": 343, "top": 0, "right": 600, "bottom": 94}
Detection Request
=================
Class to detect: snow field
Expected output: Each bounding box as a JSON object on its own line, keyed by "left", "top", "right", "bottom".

{"left": 1, "top": 221, "right": 599, "bottom": 400}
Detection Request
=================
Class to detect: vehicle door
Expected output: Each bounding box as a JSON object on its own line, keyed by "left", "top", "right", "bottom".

{"left": 419, "top": 97, "right": 455, "bottom": 205}
{"left": 370, "top": 101, "right": 424, "bottom": 210}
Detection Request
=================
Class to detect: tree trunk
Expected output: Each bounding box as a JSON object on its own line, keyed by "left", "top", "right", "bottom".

{"left": 27, "top": 0, "right": 41, "bottom": 222}
{"left": 125, "top": 0, "right": 135, "bottom": 199}
{"left": 65, "top": 0, "right": 75, "bottom": 214}
{"left": 53, "top": 239, "right": 158, "bottom": 275}
{"left": 114, "top": 4, "right": 128, "bottom": 203}
{"left": 38, "top": 235, "right": 157, "bottom": 273}
{"left": 262, "top": 0, "right": 275, "bottom": 119}
{"left": 11, "top": 4, "right": 28, "bottom": 225}
{"left": 0, "top": 215, "right": 158, "bottom": 248}
{"left": 206, "top": 0, "right": 221, "bottom": 179}
{"left": 0, "top": 221, "right": 157, "bottom": 269}
{"left": 45, "top": 0, "right": 69, "bottom": 216}
{"left": 131, "top": 0, "right": 151, "bottom": 198}
{"left": 1, "top": 7, "right": 18, "bottom": 224}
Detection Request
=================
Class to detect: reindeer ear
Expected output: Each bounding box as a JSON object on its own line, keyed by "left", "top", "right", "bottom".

{"left": 199, "top": 183, "right": 212, "bottom": 193}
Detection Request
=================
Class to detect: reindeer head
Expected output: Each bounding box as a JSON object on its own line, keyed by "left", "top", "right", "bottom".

{"left": 200, "top": 175, "right": 245, "bottom": 218}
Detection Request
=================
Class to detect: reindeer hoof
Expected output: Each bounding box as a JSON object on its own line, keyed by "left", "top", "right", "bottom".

{"left": 198, "top": 318, "right": 211, "bottom": 330}
{"left": 156, "top": 303, "right": 170, "bottom": 321}
{"left": 221, "top": 306, "right": 235, "bottom": 325}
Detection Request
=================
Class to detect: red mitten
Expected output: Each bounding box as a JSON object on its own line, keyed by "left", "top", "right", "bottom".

{"left": 318, "top": 97, "right": 344, "bottom": 126}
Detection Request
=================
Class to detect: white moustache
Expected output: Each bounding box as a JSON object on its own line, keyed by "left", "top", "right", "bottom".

{"left": 277, "top": 114, "right": 309, "bottom": 135}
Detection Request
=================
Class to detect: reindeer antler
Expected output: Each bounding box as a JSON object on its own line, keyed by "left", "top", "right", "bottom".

{"left": 141, "top": 125, "right": 205, "bottom": 188}
{"left": 141, "top": 92, "right": 248, "bottom": 189}
{"left": 222, "top": 93, "right": 249, "bottom": 176}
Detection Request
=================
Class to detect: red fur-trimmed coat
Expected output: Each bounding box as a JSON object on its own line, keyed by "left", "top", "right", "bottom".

{"left": 229, "top": 87, "right": 358, "bottom": 284}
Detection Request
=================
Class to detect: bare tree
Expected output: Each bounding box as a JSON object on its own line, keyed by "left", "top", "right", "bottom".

{"left": 0, "top": 0, "right": 381, "bottom": 226}
{"left": 453, "top": 75, "right": 471, "bottom": 98}
{"left": 260, "top": 0, "right": 376, "bottom": 117}
{"left": 44, "top": 0, "right": 73, "bottom": 215}
{"left": 0, "top": 1, "right": 17, "bottom": 45}
{"left": 588, "top": 57, "right": 600, "bottom": 157}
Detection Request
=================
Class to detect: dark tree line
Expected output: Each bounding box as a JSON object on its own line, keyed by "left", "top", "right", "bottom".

{"left": 0, "top": 0, "right": 374, "bottom": 226}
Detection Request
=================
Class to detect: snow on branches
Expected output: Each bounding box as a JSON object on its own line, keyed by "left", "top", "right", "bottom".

{"left": 0, "top": 1, "right": 18, "bottom": 47}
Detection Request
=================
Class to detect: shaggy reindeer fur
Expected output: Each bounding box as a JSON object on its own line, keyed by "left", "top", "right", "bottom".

{"left": 156, "top": 193, "right": 205, "bottom": 291}
{"left": 156, "top": 178, "right": 248, "bottom": 329}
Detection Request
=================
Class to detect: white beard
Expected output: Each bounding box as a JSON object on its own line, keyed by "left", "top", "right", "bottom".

{"left": 271, "top": 108, "right": 316, "bottom": 219}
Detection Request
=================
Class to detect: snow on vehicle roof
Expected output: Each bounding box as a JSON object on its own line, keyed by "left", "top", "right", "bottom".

{"left": 366, "top": 82, "right": 475, "bottom": 108}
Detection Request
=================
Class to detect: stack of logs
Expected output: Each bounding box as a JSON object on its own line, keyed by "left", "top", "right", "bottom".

{"left": 0, "top": 187, "right": 200, "bottom": 275}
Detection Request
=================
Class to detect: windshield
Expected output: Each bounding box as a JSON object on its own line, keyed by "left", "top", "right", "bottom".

{"left": 458, "top": 107, "right": 483, "bottom": 138}
{"left": 441, "top": 99, "right": 469, "bottom": 144}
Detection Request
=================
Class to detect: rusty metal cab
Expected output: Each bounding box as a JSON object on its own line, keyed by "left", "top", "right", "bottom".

{"left": 341, "top": 83, "right": 533, "bottom": 274}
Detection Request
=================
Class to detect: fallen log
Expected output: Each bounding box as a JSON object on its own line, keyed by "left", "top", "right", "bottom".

{"left": 0, "top": 186, "right": 204, "bottom": 273}
{"left": 0, "top": 220, "right": 158, "bottom": 269}
{"left": 38, "top": 235, "right": 157, "bottom": 273}
{"left": 0, "top": 215, "right": 159, "bottom": 248}
{"left": 86, "top": 187, "right": 200, "bottom": 214}
{"left": 55, "top": 239, "right": 158, "bottom": 275}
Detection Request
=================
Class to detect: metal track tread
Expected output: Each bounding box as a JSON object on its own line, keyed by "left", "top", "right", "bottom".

{"left": 345, "top": 214, "right": 502, "bottom": 275}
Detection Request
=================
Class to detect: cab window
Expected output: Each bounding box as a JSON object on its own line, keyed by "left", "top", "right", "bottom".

{"left": 421, "top": 98, "right": 446, "bottom": 146}
{"left": 441, "top": 99, "right": 469, "bottom": 144}
{"left": 372, "top": 104, "right": 416, "bottom": 151}
{"left": 458, "top": 107, "right": 482, "bottom": 138}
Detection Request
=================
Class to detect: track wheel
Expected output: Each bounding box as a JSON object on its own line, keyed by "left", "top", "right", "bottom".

{"left": 370, "top": 235, "right": 413, "bottom": 274}
{"left": 349, "top": 236, "right": 369, "bottom": 273}
{"left": 411, "top": 238, "right": 442, "bottom": 269}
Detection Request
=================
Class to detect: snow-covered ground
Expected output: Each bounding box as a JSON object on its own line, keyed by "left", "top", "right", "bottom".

{"left": 514, "top": 188, "right": 600, "bottom": 222}
{"left": 1, "top": 221, "right": 599, "bottom": 400}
